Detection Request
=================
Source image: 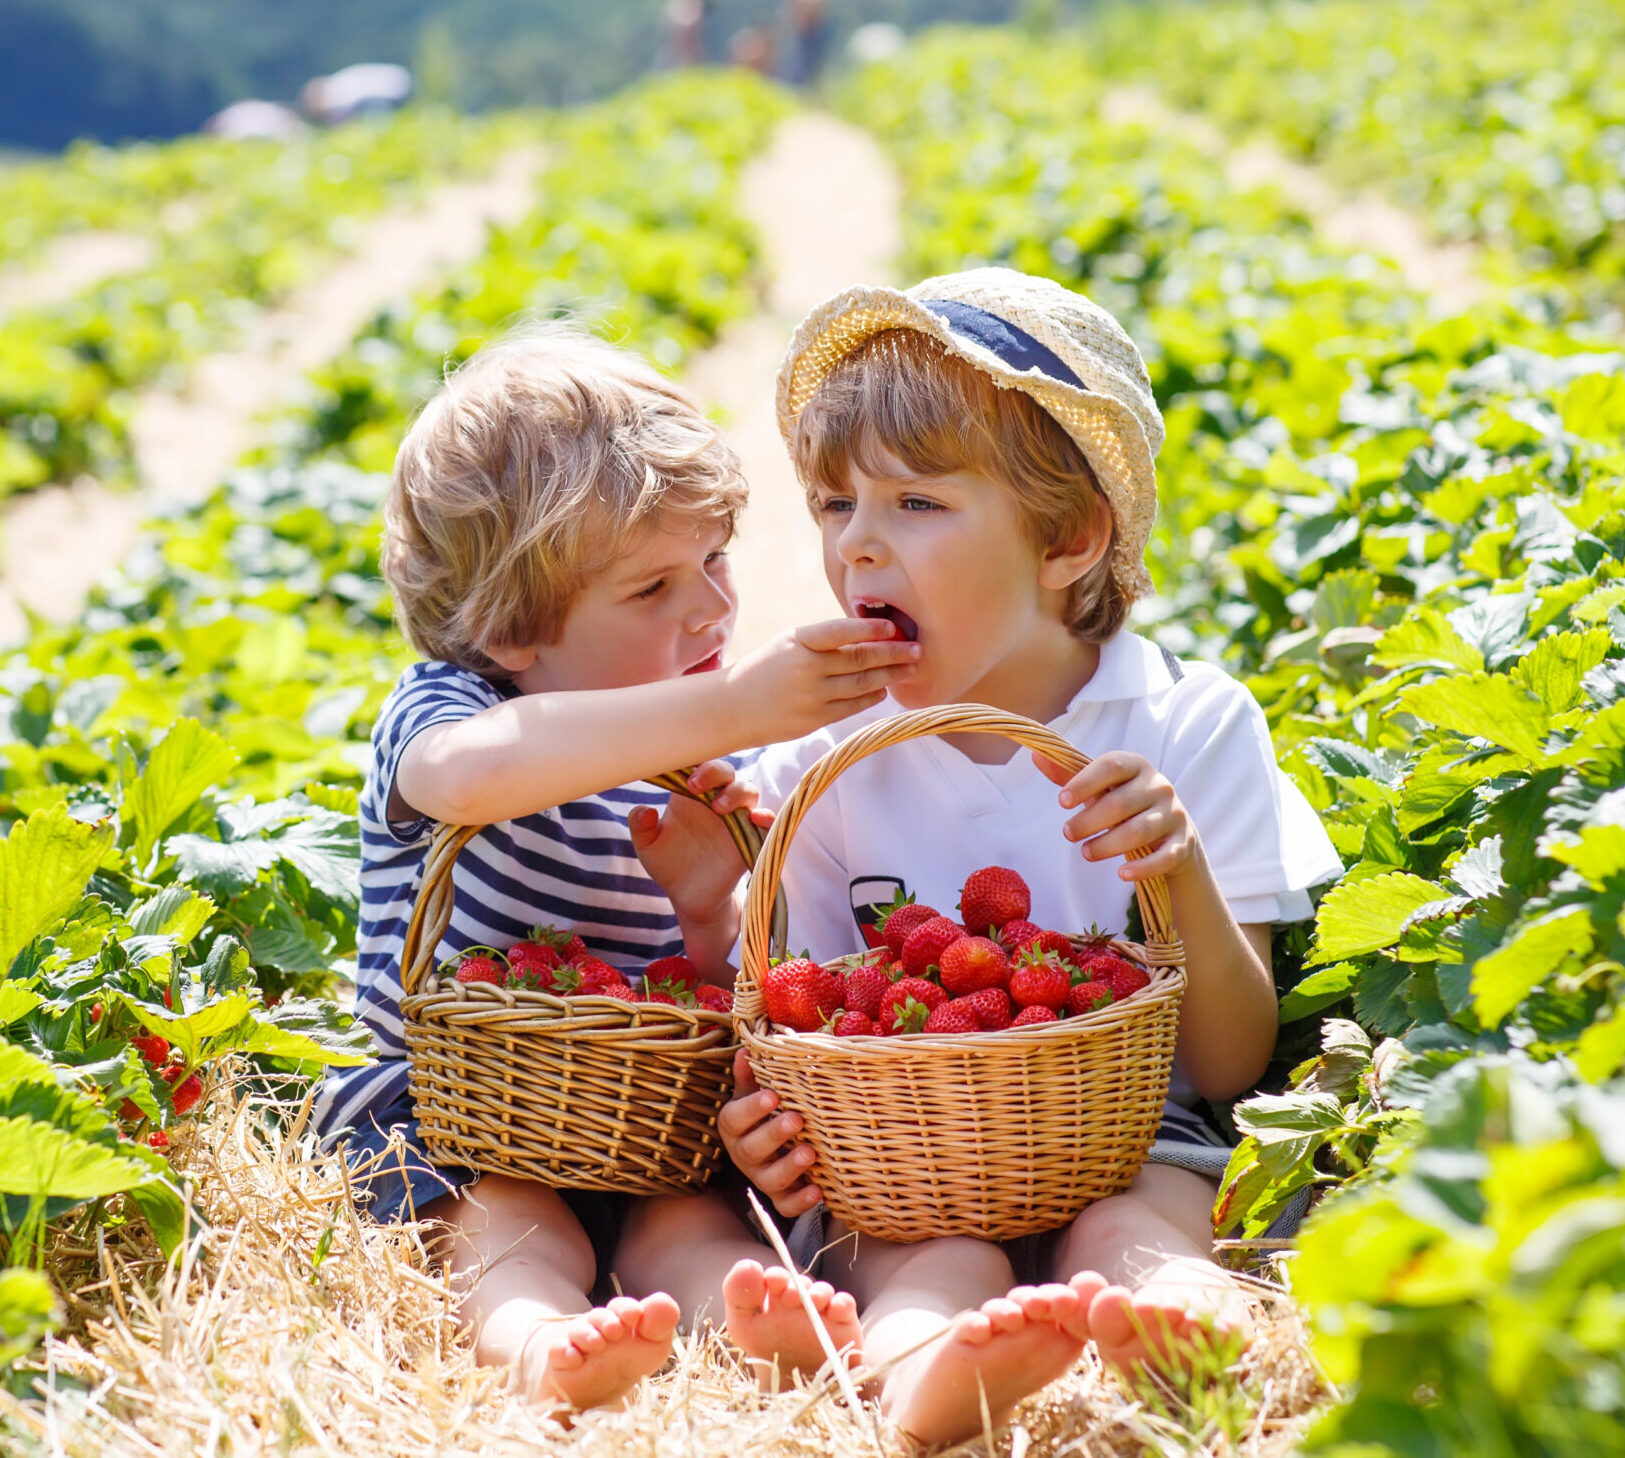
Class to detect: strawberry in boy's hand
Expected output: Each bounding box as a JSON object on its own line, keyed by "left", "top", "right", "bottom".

{"left": 762, "top": 957, "right": 843, "bottom": 1031}
{"left": 937, "top": 936, "right": 1011, "bottom": 996}
{"left": 876, "top": 894, "right": 940, "bottom": 959}
{"left": 900, "top": 916, "right": 964, "bottom": 978}
{"left": 958, "top": 866, "right": 1030, "bottom": 936}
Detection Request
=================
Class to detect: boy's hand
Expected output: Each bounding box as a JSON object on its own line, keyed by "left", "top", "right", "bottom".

{"left": 629, "top": 759, "right": 767, "bottom": 926}
{"left": 718, "top": 1050, "right": 822, "bottom": 1217}
{"left": 728, "top": 617, "right": 920, "bottom": 743}
{"left": 1034, "top": 749, "right": 1202, "bottom": 883}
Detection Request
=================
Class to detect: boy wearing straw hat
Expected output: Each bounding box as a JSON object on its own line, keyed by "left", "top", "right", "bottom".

{"left": 312, "top": 326, "right": 921, "bottom": 1412}
{"left": 692, "top": 268, "right": 1342, "bottom": 1444}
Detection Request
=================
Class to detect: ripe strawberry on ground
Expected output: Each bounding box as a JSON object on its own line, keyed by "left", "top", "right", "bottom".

{"left": 938, "top": 936, "right": 1011, "bottom": 996}
{"left": 1008, "top": 955, "right": 1070, "bottom": 1011}
{"left": 959, "top": 866, "right": 1031, "bottom": 936}
{"left": 842, "top": 962, "right": 895, "bottom": 1019}
{"left": 1012, "top": 1005, "right": 1059, "bottom": 1027}
{"left": 452, "top": 951, "right": 506, "bottom": 985}
{"left": 131, "top": 1032, "right": 170, "bottom": 1066}
{"left": 877, "top": 977, "right": 947, "bottom": 1034}
{"left": 692, "top": 983, "right": 733, "bottom": 1012}
{"left": 901, "top": 916, "right": 965, "bottom": 978}
{"left": 1082, "top": 952, "right": 1151, "bottom": 999}
{"left": 1065, "top": 980, "right": 1114, "bottom": 1016}
{"left": 146, "top": 1129, "right": 170, "bottom": 1151}
{"left": 831, "top": 1010, "right": 876, "bottom": 1037}
{"left": 923, "top": 1001, "right": 980, "bottom": 1034}
{"left": 955, "top": 987, "right": 1013, "bottom": 1031}
{"left": 762, "top": 957, "right": 844, "bottom": 1032}
{"left": 875, "top": 893, "right": 940, "bottom": 959}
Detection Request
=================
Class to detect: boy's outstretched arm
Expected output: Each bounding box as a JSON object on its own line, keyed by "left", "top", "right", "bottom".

{"left": 1034, "top": 751, "right": 1277, "bottom": 1100}
{"left": 394, "top": 618, "right": 918, "bottom": 829}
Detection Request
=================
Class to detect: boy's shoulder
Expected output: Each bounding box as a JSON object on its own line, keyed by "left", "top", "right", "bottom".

{"left": 1085, "top": 630, "right": 1255, "bottom": 722}
{"left": 376, "top": 659, "right": 509, "bottom": 725}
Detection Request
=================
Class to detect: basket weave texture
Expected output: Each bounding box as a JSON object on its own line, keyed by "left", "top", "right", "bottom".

{"left": 400, "top": 779, "right": 763, "bottom": 1195}
{"left": 737, "top": 705, "right": 1187, "bottom": 1242}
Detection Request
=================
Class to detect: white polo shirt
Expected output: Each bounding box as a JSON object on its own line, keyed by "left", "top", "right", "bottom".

{"left": 745, "top": 630, "right": 1344, "bottom": 959}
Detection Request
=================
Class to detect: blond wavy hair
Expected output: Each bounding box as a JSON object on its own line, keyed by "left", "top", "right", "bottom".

{"left": 384, "top": 327, "right": 747, "bottom": 673}
{"left": 790, "top": 328, "right": 1127, "bottom": 642}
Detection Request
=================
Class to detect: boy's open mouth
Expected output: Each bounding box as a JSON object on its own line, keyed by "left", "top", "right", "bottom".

{"left": 856, "top": 601, "right": 920, "bottom": 642}
{"left": 683, "top": 650, "right": 723, "bottom": 675}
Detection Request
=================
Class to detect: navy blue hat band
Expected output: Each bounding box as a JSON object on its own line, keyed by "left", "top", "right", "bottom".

{"left": 917, "top": 298, "right": 1086, "bottom": 391}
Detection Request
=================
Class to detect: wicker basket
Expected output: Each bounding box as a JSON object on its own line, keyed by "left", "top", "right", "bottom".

{"left": 737, "top": 705, "right": 1187, "bottom": 1242}
{"left": 401, "top": 774, "right": 781, "bottom": 1195}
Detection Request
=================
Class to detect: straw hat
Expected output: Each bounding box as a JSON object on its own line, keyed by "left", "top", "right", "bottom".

{"left": 776, "top": 267, "right": 1163, "bottom": 602}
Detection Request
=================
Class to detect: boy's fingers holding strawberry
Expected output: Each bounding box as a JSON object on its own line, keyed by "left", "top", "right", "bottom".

{"left": 794, "top": 617, "right": 900, "bottom": 652}
{"left": 831, "top": 637, "right": 921, "bottom": 673}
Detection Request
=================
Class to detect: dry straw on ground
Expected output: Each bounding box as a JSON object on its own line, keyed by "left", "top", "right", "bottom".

{"left": 3, "top": 1075, "right": 1331, "bottom": 1456}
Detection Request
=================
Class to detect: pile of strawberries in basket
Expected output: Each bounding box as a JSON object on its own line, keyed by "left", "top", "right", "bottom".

{"left": 761, "top": 865, "right": 1151, "bottom": 1036}
{"left": 445, "top": 929, "right": 732, "bottom": 1011}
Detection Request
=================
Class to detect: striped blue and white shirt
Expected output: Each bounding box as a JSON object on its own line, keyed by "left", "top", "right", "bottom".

{"left": 313, "top": 660, "right": 685, "bottom": 1136}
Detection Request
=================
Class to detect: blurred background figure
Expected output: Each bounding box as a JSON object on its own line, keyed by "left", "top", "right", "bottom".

{"left": 299, "top": 63, "right": 413, "bottom": 126}
{"left": 729, "top": 25, "right": 775, "bottom": 76}
{"left": 782, "top": 0, "right": 831, "bottom": 89}
{"left": 664, "top": 0, "right": 709, "bottom": 68}
{"left": 202, "top": 99, "right": 305, "bottom": 141}
{"left": 847, "top": 21, "right": 908, "bottom": 67}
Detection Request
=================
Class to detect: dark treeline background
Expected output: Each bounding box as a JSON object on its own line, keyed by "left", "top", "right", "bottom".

{"left": 3, "top": 0, "right": 1074, "bottom": 150}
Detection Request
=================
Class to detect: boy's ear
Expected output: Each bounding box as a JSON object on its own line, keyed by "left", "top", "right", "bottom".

{"left": 485, "top": 642, "right": 538, "bottom": 673}
{"left": 1037, "top": 523, "right": 1112, "bottom": 591}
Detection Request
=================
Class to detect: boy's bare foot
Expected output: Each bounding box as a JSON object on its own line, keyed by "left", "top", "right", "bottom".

{"left": 515, "top": 1292, "right": 681, "bottom": 1409}
{"left": 885, "top": 1277, "right": 1096, "bottom": 1447}
{"left": 1085, "top": 1259, "right": 1251, "bottom": 1375}
{"left": 724, "top": 1258, "right": 863, "bottom": 1388}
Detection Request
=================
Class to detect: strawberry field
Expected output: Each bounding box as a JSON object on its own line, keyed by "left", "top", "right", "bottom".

{"left": 4, "top": 3, "right": 1625, "bottom": 1453}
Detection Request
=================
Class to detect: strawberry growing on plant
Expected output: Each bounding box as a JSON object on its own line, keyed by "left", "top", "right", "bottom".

{"left": 130, "top": 1032, "right": 171, "bottom": 1066}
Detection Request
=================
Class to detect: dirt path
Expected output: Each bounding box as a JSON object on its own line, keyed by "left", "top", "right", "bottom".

{"left": 0, "top": 148, "right": 545, "bottom": 643}
{"left": 0, "top": 230, "right": 157, "bottom": 320}
{"left": 1102, "top": 86, "right": 1486, "bottom": 313}
{"left": 684, "top": 114, "right": 902, "bottom": 659}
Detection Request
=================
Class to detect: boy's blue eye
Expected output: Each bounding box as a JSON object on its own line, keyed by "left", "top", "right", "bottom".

{"left": 817, "top": 497, "right": 854, "bottom": 515}
{"left": 901, "top": 496, "right": 942, "bottom": 511}
{"left": 634, "top": 579, "right": 665, "bottom": 601}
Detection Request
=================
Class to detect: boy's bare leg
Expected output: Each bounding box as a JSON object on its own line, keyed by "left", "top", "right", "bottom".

{"left": 618, "top": 1193, "right": 863, "bottom": 1385}
{"left": 1049, "top": 1165, "right": 1253, "bottom": 1374}
{"left": 424, "top": 1175, "right": 679, "bottom": 1409}
{"left": 828, "top": 1222, "right": 1094, "bottom": 1447}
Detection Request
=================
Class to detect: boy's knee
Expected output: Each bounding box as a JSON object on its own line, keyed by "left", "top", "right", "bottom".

{"left": 897, "top": 1235, "right": 1014, "bottom": 1288}
{"left": 1056, "top": 1190, "right": 1156, "bottom": 1262}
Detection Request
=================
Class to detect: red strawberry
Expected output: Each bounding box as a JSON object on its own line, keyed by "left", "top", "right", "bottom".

{"left": 1065, "top": 980, "right": 1115, "bottom": 1016}
{"left": 762, "top": 957, "right": 844, "bottom": 1032}
{"left": 453, "top": 952, "right": 505, "bottom": 985}
{"left": 901, "top": 916, "right": 965, "bottom": 978}
{"left": 508, "top": 940, "right": 563, "bottom": 972}
{"left": 842, "top": 962, "right": 895, "bottom": 1019}
{"left": 634, "top": 987, "right": 681, "bottom": 1005}
{"left": 693, "top": 983, "right": 734, "bottom": 1012}
{"left": 1009, "top": 957, "right": 1070, "bottom": 1011}
{"left": 596, "top": 982, "right": 638, "bottom": 1001}
{"left": 1030, "top": 929, "right": 1076, "bottom": 960}
{"left": 165, "top": 1069, "right": 203, "bottom": 1113}
{"left": 572, "top": 954, "right": 627, "bottom": 989}
{"left": 90, "top": 1002, "right": 104, "bottom": 1025}
{"left": 1012, "top": 1005, "right": 1059, "bottom": 1027}
{"left": 146, "top": 1129, "right": 170, "bottom": 1151}
{"left": 997, "top": 919, "right": 1043, "bottom": 954}
{"left": 955, "top": 987, "right": 1013, "bottom": 1031}
{"left": 118, "top": 1098, "right": 143, "bottom": 1122}
{"left": 506, "top": 964, "right": 565, "bottom": 993}
{"left": 877, "top": 977, "right": 947, "bottom": 1034}
{"left": 876, "top": 894, "right": 941, "bottom": 959}
{"left": 131, "top": 1032, "right": 170, "bottom": 1066}
{"left": 531, "top": 924, "right": 589, "bottom": 961}
{"left": 959, "top": 866, "right": 1030, "bottom": 936}
{"left": 937, "top": 936, "right": 1011, "bottom": 996}
{"left": 646, "top": 954, "right": 701, "bottom": 991}
{"left": 923, "top": 1001, "right": 980, "bottom": 1034}
{"left": 832, "top": 1010, "right": 876, "bottom": 1037}
{"left": 1082, "top": 952, "right": 1151, "bottom": 1000}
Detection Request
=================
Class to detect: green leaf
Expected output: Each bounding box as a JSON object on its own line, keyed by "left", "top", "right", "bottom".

{"left": 0, "top": 805, "right": 115, "bottom": 974}
{"left": 166, "top": 834, "right": 279, "bottom": 895}
{"left": 1280, "top": 961, "right": 1360, "bottom": 1021}
{"left": 1371, "top": 608, "right": 1485, "bottom": 673}
{"left": 1310, "top": 872, "right": 1452, "bottom": 964}
{"left": 1510, "top": 628, "right": 1613, "bottom": 715}
{"left": 123, "top": 990, "right": 257, "bottom": 1067}
{"left": 1541, "top": 824, "right": 1625, "bottom": 887}
{"left": 1396, "top": 673, "right": 1553, "bottom": 765}
{"left": 123, "top": 720, "right": 239, "bottom": 870}
{"left": 1568, "top": 583, "right": 1625, "bottom": 625}
{"left": 0, "top": 1266, "right": 59, "bottom": 1367}
{"left": 128, "top": 886, "right": 215, "bottom": 947}
{"left": 1232, "top": 1091, "right": 1347, "bottom": 1141}
{"left": 0, "top": 984, "right": 43, "bottom": 1025}
{"left": 1576, "top": 1003, "right": 1625, "bottom": 1083}
{"left": 1471, "top": 906, "right": 1595, "bottom": 1027}
{"left": 1448, "top": 836, "right": 1506, "bottom": 899}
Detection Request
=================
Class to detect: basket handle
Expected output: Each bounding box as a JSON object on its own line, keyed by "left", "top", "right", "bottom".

{"left": 737, "top": 704, "right": 1182, "bottom": 1022}
{"left": 400, "top": 771, "right": 783, "bottom": 998}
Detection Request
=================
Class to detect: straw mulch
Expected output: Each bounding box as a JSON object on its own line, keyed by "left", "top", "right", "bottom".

{"left": 2, "top": 1077, "right": 1332, "bottom": 1457}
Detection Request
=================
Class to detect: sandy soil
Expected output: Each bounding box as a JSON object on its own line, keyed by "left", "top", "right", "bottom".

{"left": 1102, "top": 85, "right": 1486, "bottom": 313}
{"left": 0, "top": 229, "right": 156, "bottom": 319}
{"left": 0, "top": 147, "right": 545, "bottom": 643}
{"left": 683, "top": 114, "right": 902, "bottom": 660}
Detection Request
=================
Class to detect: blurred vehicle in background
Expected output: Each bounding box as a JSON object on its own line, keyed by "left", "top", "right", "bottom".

{"left": 299, "top": 63, "right": 413, "bottom": 126}
{"left": 203, "top": 99, "right": 306, "bottom": 140}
